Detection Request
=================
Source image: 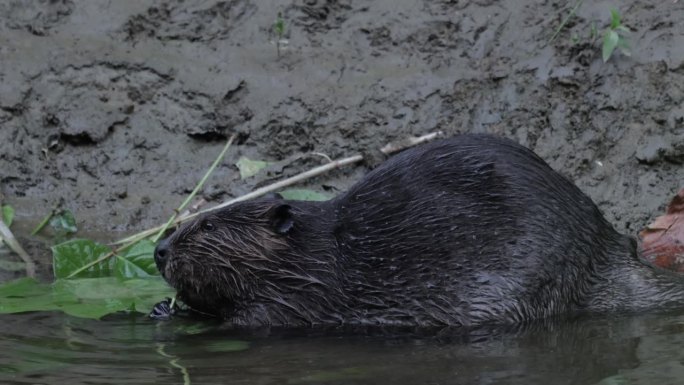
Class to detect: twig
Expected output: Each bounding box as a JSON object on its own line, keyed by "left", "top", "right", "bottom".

{"left": 0, "top": 219, "right": 36, "bottom": 277}
{"left": 31, "top": 201, "right": 62, "bottom": 235}
{"left": 151, "top": 134, "right": 236, "bottom": 243}
{"left": 114, "top": 131, "right": 443, "bottom": 246}
{"left": 547, "top": 0, "right": 585, "bottom": 45}
{"left": 65, "top": 240, "right": 132, "bottom": 279}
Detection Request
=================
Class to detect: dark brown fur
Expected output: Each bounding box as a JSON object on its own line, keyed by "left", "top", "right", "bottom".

{"left": 154, "top": 134, "right": 684, "bottom": 327}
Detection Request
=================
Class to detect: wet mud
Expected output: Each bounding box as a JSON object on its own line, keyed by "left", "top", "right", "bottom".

{"left": 1, "top": 0, "right": 683, "bottom": 275}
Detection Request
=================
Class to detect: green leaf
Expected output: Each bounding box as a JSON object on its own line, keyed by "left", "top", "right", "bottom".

{"left": 236, "top": 156, "right": 271, "bottom": 179}
{"left": 2, "top": 205, "right": 14, "bottom": 227}
{"left": 617, "top": 37, "right": 631, "bottom": 56}
{"left": 49, "top": 209, "right": 77, "bottom": 235}
{"left": 602, "top": 30, "right": 619, "bottom": 62}
{"left": 52, "top": 239, "right": 112, "bottom": 279}
{"left": 279, "top": 188, "right": 330, "bottom": 201}
{"left": 55, "top": 277, "right": 174, "bottom": 317}
{"left": 0, "top": 278, "right": 74, "bottom": 314}
{"left": 203, "top": 340, "right": 250, "bottom": 352}
{"left": 273, "top": 12, "right": 285, "bottom": 37}
{"left": 0, "top": 276, "right": 174, "bottom": 319}
{"left": 609, "top": 9, "right": 621, "bottom": 30}
{"left": 615, "top": 25, "right": 629, "bottom": 33}
{"left": 120, "top": 277, "right": 175, "bottom": 312}
{"left": 0, "top": 277, "right": 47, "bottom": 297}
{"left": 114, "top": 239, "right": 158, "bottom": 279}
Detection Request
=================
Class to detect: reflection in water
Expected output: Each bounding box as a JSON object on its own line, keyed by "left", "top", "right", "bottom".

{"left": 2, "top": 311, "right": 684, "bottom": 384}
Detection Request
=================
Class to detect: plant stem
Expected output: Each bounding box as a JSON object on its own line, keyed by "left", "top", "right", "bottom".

{"left": 0, "top": 219, "right": 36, "bottom": 277}
{"left": 151, "top": 134, "right": 236, "bottom": 243}
{"left": 547, "top": 0, "right": 585, "bottom": 45}
{"left": 31, "top": 205, "right": 60, "bottom": 235}
{"left": 65, "top": 239, "right": 136, "bottom": 279}
{"left": 114, "top": 131, "right": 444, "bottom": 246}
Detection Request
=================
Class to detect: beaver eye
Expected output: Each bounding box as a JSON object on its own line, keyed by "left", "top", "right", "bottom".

{"left": 202, "top": 221, "right": 215, "bottom": 231}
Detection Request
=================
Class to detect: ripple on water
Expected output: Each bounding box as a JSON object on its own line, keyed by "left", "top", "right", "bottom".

{"left": 3, "top": 311, "right": 684, "bottom": 384}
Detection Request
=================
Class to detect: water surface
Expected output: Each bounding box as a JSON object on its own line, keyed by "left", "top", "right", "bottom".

{"left": 3, "top": 311, "right": 684, "bottom": 384}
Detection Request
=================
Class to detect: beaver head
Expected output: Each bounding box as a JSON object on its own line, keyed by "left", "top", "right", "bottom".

{"left": 154, "top": 195, "right": 344, "bottom": 325}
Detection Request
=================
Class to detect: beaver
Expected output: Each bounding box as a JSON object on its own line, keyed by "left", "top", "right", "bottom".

{"left": 152, "top": 134, "right": 684, "bottom": 327}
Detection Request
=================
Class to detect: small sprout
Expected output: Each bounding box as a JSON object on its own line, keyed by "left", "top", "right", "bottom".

{"left": 602, "top": 8, "right": 630, "bottom": 62}
{"left": 571, "top": 33, "right": 580, "bottom": 45}
{"left": 589, "top": 21, "right": 598, "bottom": 41}
{"left": 272, "top": 12, "right": 289, "bottom": 58}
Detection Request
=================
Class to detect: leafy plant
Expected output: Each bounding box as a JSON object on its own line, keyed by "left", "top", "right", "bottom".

{"left": 602, "top": 8, "right": 630, "bottom": 62}
{"left": 0, "top": 239, "right": 173, "bottom": 319}
{"left": 0, "top": 137, "right": 239, "bottom": 319}
{"left": 0, "top": 276, "right": 173, "bottom": 319}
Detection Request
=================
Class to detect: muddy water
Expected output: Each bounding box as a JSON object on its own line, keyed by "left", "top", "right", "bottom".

{"left": 3, "top": 311, "right": 684, "bottom": 384}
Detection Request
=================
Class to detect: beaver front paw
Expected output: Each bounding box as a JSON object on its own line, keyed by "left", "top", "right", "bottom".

{"left": 149, "top": 297, "right": 178, "bottom": 320}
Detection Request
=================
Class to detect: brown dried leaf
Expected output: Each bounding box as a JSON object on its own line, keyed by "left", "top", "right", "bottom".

{"left": 639, "top": 188, "right": 684, "bottom": 272}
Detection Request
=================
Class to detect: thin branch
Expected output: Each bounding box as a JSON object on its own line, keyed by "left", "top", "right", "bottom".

{"left": 547, "top": 0, "right": 585, "bottom": 45}
{"left": 114, "top": 131, "right": 444, "bottom": 245}
{"left": 151, "top": 134, "right": 236, "bottom": 243}
{"left": 0, "top": 219, "right": 36, "bottom": 277}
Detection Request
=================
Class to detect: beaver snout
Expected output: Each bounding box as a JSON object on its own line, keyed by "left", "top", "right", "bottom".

{"left": 154, "top": 238, "right": 171, "bottom": 272}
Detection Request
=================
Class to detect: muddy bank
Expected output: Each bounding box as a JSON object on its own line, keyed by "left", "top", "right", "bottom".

{"left": 1, "top": 0, "right": 683, "bottom": 274}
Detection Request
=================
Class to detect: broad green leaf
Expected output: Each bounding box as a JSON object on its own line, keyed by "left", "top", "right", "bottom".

{"left": 49, "top": 209, "right": 77, "bottom": 234}
{"left": 0, "top": 276, "right": 174, "bottom": 319}
{"left": 602, "top": 30, "right": 619, "bottom": 62}
{"left": 0, "top": 278, "right": 76, "bottom": 314}
{"left": 236, "top": 157, "right": 271, "bottom": 179}
{"left": 114, "top": 239, "right": 158, "bottom": 278}
{"left": 57, "top": 300, "right": 126, "bottom": 319}
{"left": 279, "top": 188, "right": 330, "bottom": 201}
{"left": 54, "top": 277, "right": 173, "bottom": 317}
{"left": 609, "top": 9, "right": 621, "bottom": 30}
{"left": 204, "top": 340, "right": 250, "bottom": 352}
{"left": 2, "top": 205, "right": 14, "bottom": 226}
{"left": 0, "top": 277, "right": 46, "bottom": 297}
{"left": 52, "top": 239, "right": 112, "bottom": 279}
{"left": 121, "top": 277, "right": 175, "bottom": 312}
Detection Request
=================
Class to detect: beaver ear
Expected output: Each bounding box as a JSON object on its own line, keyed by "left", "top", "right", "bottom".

{"left": 270, "top": 204, "right": 293, "bottom": 234}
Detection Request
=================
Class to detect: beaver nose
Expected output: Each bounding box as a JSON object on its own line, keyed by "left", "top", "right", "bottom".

{"left": 154, "top": 238, "right": 171, "bottom": 271}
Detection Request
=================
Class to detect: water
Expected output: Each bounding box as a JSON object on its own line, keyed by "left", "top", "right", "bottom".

{"left": 2, "top": 311, "right": 684, "bottom": 384}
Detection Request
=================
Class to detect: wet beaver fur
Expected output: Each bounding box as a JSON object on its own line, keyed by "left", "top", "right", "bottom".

{"left": 153, "top": 134, "right": 684, "bottom": 327}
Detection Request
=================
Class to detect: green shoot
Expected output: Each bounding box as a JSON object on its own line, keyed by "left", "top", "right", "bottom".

{"left": 273, "top": 12, "right": 286, "bottom": 58}
{"left": 602, "top": 8, "right": 630, "bottom": 62}
{"left": 548, "top": 0, "right": 585, "bottom": 45}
